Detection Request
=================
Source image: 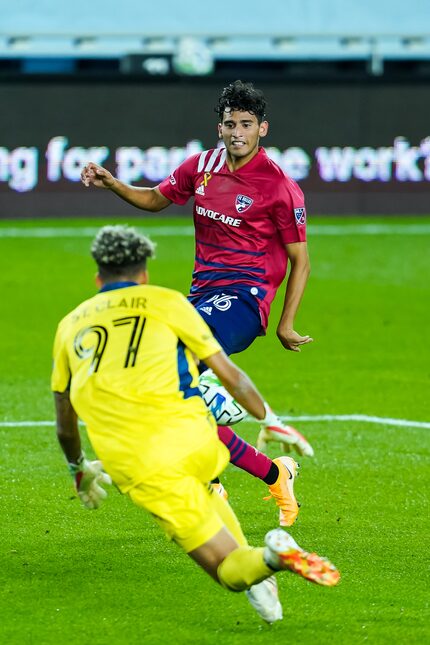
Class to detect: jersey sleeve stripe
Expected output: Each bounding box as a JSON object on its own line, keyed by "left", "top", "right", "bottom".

{"left": 204, "top": 149, "right": 222, "bottom": 172}
{"left": 176, "top": 341, "right": 201, "bottom": 400}
{"left": 195, "top": 256, "right": 266, "bottom": 274}
{"left": 197, "top": 150, "right": 210, "bottom": 172}
{"left": 189, "top": 284, "right": 268, "bottom": 299}
{"left": 196, "top": 239, "right": 265, "bottom": 257}
{"left": 192, "top": 269, "right": 269, "bottom": 284}
{"left": 212, "top": 149, "right": 226, "bottom": 173}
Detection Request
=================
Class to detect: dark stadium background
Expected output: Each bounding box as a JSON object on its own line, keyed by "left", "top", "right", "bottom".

{"left": 2, "top": 80, "right": 430, "bottom": 217}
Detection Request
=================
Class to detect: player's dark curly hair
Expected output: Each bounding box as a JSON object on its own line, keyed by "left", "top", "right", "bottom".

{"left": 91, "top": 225, "right": 156, "bottom": 279}
{"left": 215, "top": 80, "right": 267, "bottom": 123}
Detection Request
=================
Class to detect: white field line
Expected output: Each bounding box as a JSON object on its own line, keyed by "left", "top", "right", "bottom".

{"left": 1, "top": 414, "right": 429, "bottom": 429}
{"left": 1, "top": 223, "right": 430, "bottom": 238}
{"left": 277, "top": 414, "right": 430, "bottom": 429}
{"left": 311, "top": 223, "right": 430, "bottom": 235}
{"left": 0, "top": 226, "right": 195, "bottom": 238}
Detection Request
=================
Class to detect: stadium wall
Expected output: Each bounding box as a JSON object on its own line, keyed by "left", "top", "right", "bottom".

{"left": 1, "top": 79, "right": 429, "bottom": 217}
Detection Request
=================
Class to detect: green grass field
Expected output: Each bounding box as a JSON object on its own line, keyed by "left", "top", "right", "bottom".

{"left": 0, "top": 216, "right": 429, "bottom": 645}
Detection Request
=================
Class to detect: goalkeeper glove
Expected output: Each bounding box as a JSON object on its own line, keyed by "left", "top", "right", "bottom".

{"left": 68, "top": 454, "right": 112, "bottom": 510}
{"left": 257, "top": 403, "right": 314, "bottom": 457}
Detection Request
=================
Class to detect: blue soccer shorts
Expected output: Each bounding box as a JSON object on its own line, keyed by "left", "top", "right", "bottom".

{"left": 188, "top": 288, "right": 263, "bottom": 356}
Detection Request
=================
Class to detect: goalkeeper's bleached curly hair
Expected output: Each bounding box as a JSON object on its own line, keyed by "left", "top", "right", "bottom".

{"left": 91, "top": 225, "right": 156, "bottom": 279}
{"left": 215, "top": 80, "right": 267, "bottom": 123}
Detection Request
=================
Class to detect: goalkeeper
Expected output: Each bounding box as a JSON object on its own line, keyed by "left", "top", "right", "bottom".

{"left": 52, "top": 225, "right": 339, "bottom": 624}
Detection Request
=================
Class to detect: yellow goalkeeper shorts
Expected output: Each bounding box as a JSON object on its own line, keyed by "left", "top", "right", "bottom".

{"left": 128, "top": 434, "right": 230, "bottom": 552}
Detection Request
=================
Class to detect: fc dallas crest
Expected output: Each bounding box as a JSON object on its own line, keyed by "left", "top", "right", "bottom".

{"left": 235, "top": 194, "right": 253, "bottom": 213}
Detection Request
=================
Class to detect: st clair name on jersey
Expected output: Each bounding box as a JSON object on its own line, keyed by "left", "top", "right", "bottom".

{"left": 195, "top": 205, "right": 242, "bottom": 228}
{"left": 70, "top": 295, "right": 147, "bottom": 322}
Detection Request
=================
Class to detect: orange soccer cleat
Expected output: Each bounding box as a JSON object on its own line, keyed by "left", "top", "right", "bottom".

{"left": 264, "top": 528, "right": 340, "bottom": 587}
{"left": 264, "top": 456, "right": 299, "bottom": 527}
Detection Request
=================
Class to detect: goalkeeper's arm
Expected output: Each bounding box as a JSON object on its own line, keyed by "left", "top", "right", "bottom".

{"left": 203, "top": 350, "right": 267, "bottom": 420}
{"left": 54, "top": 390, "right": 82, "bottom": 463}
{"left": 53, "top": 390, "right": 111, "bottom": 509}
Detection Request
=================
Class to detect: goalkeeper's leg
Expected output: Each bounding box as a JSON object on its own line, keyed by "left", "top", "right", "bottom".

{"left": 188, "top": 493, "right": 339, "bottom": 590}
{"left": 186, "top": 495, "right": 287, "bottom": 623}
{"left": 188, "top": 527, "right": 272, "bottom": 589}
{"left": 187, "top": 490, "right": 273, "bottom": 589}
{"left": 188, "top": 506, "right": 339, "bottom": 624}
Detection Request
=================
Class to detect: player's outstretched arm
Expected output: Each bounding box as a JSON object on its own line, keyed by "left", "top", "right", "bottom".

{"left": 81, "top": 162, "right": 172, "bottom": 212}
{"left": 277, "top": 242, "right": 313, "bottom": 352}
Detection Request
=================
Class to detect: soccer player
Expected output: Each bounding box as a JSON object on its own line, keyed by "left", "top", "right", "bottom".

{"left": 52, "top": 225, "right": 339, "bottom": 624}
{"left": 80, "top": 80, "right": 313, "bottom": 525}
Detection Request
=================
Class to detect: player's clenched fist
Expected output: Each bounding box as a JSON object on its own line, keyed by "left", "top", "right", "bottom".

{"left": 81, "top": 162, "right": 115, "bottom": 189}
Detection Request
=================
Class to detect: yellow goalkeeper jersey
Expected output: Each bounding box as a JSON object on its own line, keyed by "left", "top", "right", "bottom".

{"left": 51, "top": 282, "right": 222, "bottom": 489}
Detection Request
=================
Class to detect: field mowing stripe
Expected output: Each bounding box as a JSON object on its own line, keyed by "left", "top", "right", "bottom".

{"left": 1, "top": 223, "right": 430, "bottom": 238}
{"left": 1, "top": 414, "right": 429, "bottom": 429}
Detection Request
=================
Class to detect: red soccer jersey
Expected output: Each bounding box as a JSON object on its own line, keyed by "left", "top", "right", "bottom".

{"left": 158, "top": 147, "right": 307, "bottom": 329}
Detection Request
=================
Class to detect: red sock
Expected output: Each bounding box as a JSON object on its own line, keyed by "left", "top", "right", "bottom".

{"left": 217, "top": 425, "right": 272, "bottom": 480}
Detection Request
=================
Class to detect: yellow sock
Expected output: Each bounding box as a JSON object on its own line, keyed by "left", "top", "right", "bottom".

{"left": 209, "top": 487, "right": 248, "bottom": 547}
{"left": 217, "top": 546, "right": 274, "bottom": 591}
{"left": 209, "top": 487, "right": 274, "bottom": 590}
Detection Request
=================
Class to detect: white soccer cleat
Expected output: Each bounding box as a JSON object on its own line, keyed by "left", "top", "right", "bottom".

{"left": 264, "top": 529, "right": 340, "bottom": 587}
{"left": 257, "top": 405, "right": 314, "bottom": 457}
{"left": 245, "top": 576, "right": 283, "bottom": 624}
